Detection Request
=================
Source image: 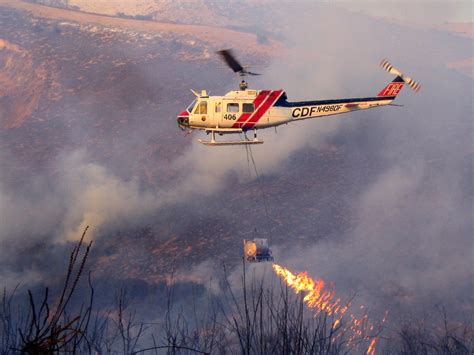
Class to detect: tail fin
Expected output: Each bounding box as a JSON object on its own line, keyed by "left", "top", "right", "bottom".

{"left": 377, "top": 76, "right": 405, "bottom": 97}
{"left": 380, "top": 59, "right": 421, "bottom": 92}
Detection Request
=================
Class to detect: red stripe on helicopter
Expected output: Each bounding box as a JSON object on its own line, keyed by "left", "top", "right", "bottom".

{"left": 232, "top": 90, "right": 271, "bottom": 128}
{"left": 232, "top": 113, "right": 251, "bottom": 128}
{"left": 243, "top": 90, "right": 283, "bottom": 129}
{"left": 253, "top": 90, "right": 272, "bottom": 110}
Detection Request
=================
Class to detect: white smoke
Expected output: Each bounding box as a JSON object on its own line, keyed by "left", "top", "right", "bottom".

{"left": 56, "top": 150, "right": 159, "bottom": 240}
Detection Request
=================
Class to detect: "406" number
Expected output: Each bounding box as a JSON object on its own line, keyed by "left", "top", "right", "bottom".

{"left": 224, "top": 113, "right": 237, "bottom": 120}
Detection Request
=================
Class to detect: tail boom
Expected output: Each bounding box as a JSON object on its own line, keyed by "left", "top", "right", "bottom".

{"left": 268, "top": 59, "right": 419, "bottom": 125}
{"left": 275, "top": 95, "right": 395, "bottom": 121}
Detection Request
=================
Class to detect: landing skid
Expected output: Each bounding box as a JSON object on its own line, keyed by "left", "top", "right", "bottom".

{"left": 198, "top": 139, "right": 263, "bottom": 146}
{"left": 198, "top": 128, "right": 263, "bottom": 146}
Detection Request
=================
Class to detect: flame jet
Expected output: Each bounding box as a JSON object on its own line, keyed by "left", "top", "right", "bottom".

{"left": 272, "top": 263, "right": 385, "bottom": 354}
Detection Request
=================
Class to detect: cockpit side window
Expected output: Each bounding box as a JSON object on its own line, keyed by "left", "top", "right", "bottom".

{"left": 194, "top": 100, "right": 208, "bottom": 114}
{"left": 243, "top": 103, "right": 254, "bottom": 113}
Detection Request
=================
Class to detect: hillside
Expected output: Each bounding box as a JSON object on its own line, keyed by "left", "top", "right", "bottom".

{"left": 0, "top": 0, "right": 278, "bottom": 175}
{"left": 0, "top": 2, "right": 472, "bottom": 343}
{"left": 0, "top": 0, "right": 280, "bottom": 54}
{"left": 0, "top": 1, "right": 350, "bottom": 284}
{"left": 31, "top": 0, "right": 279, "bottom": 25}
{"left": 0, "top": 39, "right": 50, "bottom": 128}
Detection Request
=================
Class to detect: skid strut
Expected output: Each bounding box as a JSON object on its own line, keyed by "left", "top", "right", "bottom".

{"left": 198, "top": 128, "right": 264, "bottom": 146}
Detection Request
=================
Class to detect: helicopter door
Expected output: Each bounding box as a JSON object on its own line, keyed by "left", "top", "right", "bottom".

{"left": 211, "top": 100, "right": 222, "bottom": 127}
{"left": 193, "top": 99, "right": 208, "bottom": 126}
{"left": 223, "top": 102, "right": 240, "bottom": 128}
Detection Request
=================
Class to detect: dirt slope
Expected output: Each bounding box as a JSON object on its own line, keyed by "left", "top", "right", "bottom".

{"left": 0, "top": 39, "right": 48, "bottom": 128}
{"left": 0, "top": 0, "right": 280, "bottom": 56}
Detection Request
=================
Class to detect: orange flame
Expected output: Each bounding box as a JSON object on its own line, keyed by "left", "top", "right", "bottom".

{"left": 367, "top": 338, "right": 377, "bottom": 354}
{"left": 272, "top": 263, "right": 381, "bottom": 353}
{"left": 272, "top": 264, "right": 347, "bottom": 320}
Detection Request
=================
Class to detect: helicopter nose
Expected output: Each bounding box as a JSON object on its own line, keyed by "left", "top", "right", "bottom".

{"left": 176, "top": 111, "right": 189, "bottom": 130}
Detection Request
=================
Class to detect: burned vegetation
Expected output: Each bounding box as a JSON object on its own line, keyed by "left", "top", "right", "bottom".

{"left": 1, "top": 232, "right": 472, "bottom": 354}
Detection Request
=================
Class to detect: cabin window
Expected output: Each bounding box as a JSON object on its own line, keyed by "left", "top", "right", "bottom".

{"left": 227, "top": 103, "right": 239, "bottom": 112}
{"left": 194, "top": 101, "right": 207, "bottom": 114}
{"left": 215, "top": 102, "right": 221, "bottom": 113}
{"left": 243, "top": 103, "right": 254, "bottom": 113}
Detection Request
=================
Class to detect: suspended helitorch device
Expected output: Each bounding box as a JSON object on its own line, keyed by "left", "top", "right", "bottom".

{"left": 176, "top": 50, "right": 421, "bottom": 146}
{"left": 244, "top": 238, "right": 274, "bottom": 263}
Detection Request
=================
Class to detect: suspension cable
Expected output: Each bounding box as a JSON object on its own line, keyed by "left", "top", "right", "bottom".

{"left": 246, "top": 144, "right": 272, "bottom": 233}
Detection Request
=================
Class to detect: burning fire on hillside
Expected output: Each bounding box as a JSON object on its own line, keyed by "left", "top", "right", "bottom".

{"left": 272, "top": 263, "right": 386, "bottom": 354}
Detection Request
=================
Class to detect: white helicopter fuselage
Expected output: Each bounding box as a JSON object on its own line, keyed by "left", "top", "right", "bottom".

{"left": 186, "top": 88, "right": 397, "bottom": 130}
{"left": 176, "top": 70, "right": 416, "bottom": 146}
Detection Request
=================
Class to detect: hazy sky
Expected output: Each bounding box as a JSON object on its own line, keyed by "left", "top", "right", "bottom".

{"left": 333, "top": 0, "right": 472, "bottom": 23}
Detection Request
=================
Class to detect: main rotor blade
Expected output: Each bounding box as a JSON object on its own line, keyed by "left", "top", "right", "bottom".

{"left": 217, "top": 49, "right": 244, "bottom": 73}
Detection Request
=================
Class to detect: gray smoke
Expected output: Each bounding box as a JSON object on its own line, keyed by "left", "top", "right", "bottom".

{"left": 259, "top": 1, "right": 473, "bottom": 322}
{"left": 172, "top": 0, "right": 473, "bottom": 325}
{"left": 0, "top": 1, "right": 471, "bottom": 329}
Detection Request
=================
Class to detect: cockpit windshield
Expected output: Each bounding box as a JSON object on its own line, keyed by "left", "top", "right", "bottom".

{"left": 186, "top": 99, "right": 197, "bottom": 113}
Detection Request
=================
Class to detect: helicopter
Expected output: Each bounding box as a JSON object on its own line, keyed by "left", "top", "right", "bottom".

{"left": 176, "top": 50, "right": 420, "bottom": 146}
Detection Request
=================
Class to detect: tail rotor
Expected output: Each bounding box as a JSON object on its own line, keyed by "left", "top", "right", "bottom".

{"left": 380, "top": 59, "right": 421, "bottom": 93}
